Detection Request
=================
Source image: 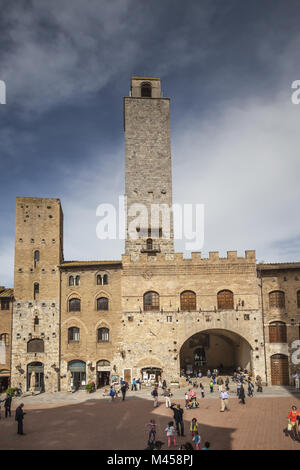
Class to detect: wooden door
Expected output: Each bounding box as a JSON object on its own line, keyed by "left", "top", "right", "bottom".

{"left": 271, "top": 355, "right": 289, "bottom": 385}
{"left": 124, "top": 369, "right": 131, "bottom": 383}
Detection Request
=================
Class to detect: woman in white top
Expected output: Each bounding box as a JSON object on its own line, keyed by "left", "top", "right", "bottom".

{"left": 165, "top": 421, "right": 176, "bottom": 447}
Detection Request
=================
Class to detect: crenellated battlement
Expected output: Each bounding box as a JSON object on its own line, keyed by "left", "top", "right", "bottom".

{"left": 122, "top": 250, "right": 256, "bottom": 265}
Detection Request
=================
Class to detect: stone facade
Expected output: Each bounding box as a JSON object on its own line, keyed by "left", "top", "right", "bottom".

{"left": 1, "top": 76, "right": 300, "bottom": 392}
{"left": 0, "top": 287, "right": 13, "bottom": 391}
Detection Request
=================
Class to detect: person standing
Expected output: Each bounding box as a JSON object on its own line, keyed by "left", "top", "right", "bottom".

{"left": 163, "top": 388, "right": 172, "bottom": 408}
{"left": 247, "top": 380, "right": 254, "bottom": 397}
{"left": 192, "top": 431, "right": 201, "bottom": 450}
{"left": 190, "top": 418, "right": 198, "bottom": 437}
{"left": 152, "top": 385, "right": 159, "bottom": 407}
{"left": 146, "top": 419, "right": 157, "bottom": 444}
{"left": 170, "top": 404, "right": 185, "bottom": 436}
{"left": 131, "top": 378, "right": 137, "bottom": 391}
{"left": 121, "top": 382, "right": 127, "bottom": 401}
{"left": 209, "top": 380, "right": 214, "bottom": 393}
{"left": 293, "top": 373, "right": 300, "bottom": 390}
{"left": 288, "top": 405, "right": 299, "bottom": 441}
{"left": 220, "top": 389, "right": 229, "bottom": 412}
{"left": 4, "top": 394, "right": 12, "bottom": 418}
{"left": 225, "top": 377, "right": 230, "bottom": 391}
{"left": 217, "top": 376, "right": 224, "bottom": 392}
{"left": 256, "top": 376, "right": 263, "bottom": 393}
{"left": 165, "top": 421, "right": 176, "bottom": 448}
{"left": 15, "top": 403, "right": 26, "bottom": 435}
{"left": 200, "top": 383, "right": 205, "bottom": 398}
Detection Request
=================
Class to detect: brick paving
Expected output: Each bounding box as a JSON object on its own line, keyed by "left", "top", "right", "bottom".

{"left": 0, "top": 394, "right": 300, "bottom": 450}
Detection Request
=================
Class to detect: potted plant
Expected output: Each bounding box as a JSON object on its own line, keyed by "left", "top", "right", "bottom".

{"left": 85, "top": 381, "right": 95, "bottom": 393}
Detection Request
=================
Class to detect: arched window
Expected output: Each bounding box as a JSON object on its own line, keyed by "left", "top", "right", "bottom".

{"left": 98, "top": 328, "right": 109, "bottom": 342}
{"left": 75, "top": 275, "right": 80, "bottom": 286}
{"left": 141, "top": 83, "right": 152, "bottom": 97}
{"left": 180, "top": 291, "right": 196, "bottom": 311}
{"left": 143, "top": 291, "right": 159, "bottom": 311}
{"left": 97, "top": 275, "right": 102, "bottom": 285}
{"left": 27, "top": 338, "right": 44, "bottom": 353}
{"left": 97, "top": 359, "right": 110, "bottom": 366}
{"left": 33, "top": 282, "right": 39, "bottom": 300}
{"left": 69, "top": 298, "right": 81, "bottom": 312}
{"left": 103, "top": 274, "right": 108, "bottom": 285}
{"left": 0, "top": 333, "right": 9, "bottom": 346}
{"left": 269, "top": 291, "right": 285, "bottom": 309}
{"left": 69, "top": 276, "right": 74, "bottom": 286}
{"left": 97, "top": 297, "right": 109, "bottom": 311}
{"left": 269, "top": 321, "right": 287, "bottom": 343}
{"left": 217, "top": 290, "right": 234, "bottom": 310}
{"left": 297, "top": 290, "right": 300, "bottom": 309}
{"left": 34, "top": 250, "right": 40, "bottom": 262}
{"left": 68, "top": 327, "right": 80, "bottom": 343}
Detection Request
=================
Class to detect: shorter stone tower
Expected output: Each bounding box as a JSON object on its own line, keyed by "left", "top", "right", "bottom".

{"left": 11, "top": 198, "right": 63, "bottom": 392}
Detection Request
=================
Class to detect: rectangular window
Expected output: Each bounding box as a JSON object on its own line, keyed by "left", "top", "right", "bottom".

{"left": 167, "top": 316, "right": 172, "bottom": 322}
{"left": 1, "top": 300, "right": 9, "bottom": 310}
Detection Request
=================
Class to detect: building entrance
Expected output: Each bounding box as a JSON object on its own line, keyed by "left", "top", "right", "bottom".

{"left": 27, "top": 362, "right": 44, "bottom": 392}
{"left": 68, "top": 360, "right": 86, "bottom": 390}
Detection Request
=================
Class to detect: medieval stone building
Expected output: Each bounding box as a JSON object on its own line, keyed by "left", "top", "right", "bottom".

{"left": 2, "top": 77, "right": 300, "bottom": 392}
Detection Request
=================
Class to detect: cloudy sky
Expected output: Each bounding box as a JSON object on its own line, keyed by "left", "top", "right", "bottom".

{"left": 0, "top": 0, "right": 300, "bottom": 287}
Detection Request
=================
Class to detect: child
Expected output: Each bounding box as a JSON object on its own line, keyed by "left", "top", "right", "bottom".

{"left": 147, "top": 419, "right": 156, "bottom": 444}
{"left": 190, "top": 418, "right": 198, "bottom": 436}
{"left": 192, "top": 431, "right": 201, "bottom": 450}
{"left": 165, "top": 421, "right": 176, "bottom": 448}
{"left": 185, "top": 392, "right": 189, "bottom": 408}
{"left": 200, "top": 383, "right": 205, "bottom": 398}
{"left": 202, "top": 441, "right": 210, "bottom": 450}
{"left": 209, "top": 380, "right": 214, "bottom": 393}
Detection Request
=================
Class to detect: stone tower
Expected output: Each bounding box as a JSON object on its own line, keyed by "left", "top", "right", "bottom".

{"left": 11, "top": 197, "right": 63, "bottom": 392}
{"left": 124, "top": 77, "right": 174, "bottom": 257}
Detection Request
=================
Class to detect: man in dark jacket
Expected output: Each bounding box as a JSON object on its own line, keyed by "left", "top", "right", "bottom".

{"left": 238, "top": 385, "right": 246, "bottom": 404}
{"left": 121, "top": 381, "right": 128, "bottom": 401}
{"left": 170, "top": 404, "right": 185, "bottom": 436}
{"left": 15, "top": 403, "right": 26, "bottom": 435}
{"left": 4, "top": 394, "right": 12, "bottom": 418}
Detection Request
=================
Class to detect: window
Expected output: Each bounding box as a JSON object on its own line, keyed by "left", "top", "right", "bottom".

{"left": 297, "top": 290, "right": 300, "bottom": 308}
{"left": 167, "top": 316, "right": 172, "bottom": 322}
{"left": 27, "top": 338, "right": 44, "bottom": 353}
{"left": 146, "top": 238, "right": 153, "bottom": 251}
{"left": 98, "top": 328, "right": 109, "bottom": 342}
{"left": 269, "top": 322, "right": 287, "bottom": 343}
{"left": 1, "top": 300, "right": 9, "bottom": 310}
{"left": 269, "top": 291, "right": 285, "bottom": 309}
{"left": 0, "top": 333, "right": 9, "bottom": 346}
{"left": 34, "top": 316, "right": 39, "bottom": 326}
{"left": 69, "top": 298, "right": 81, "bottom": 312}
{"left": 69, "top": 276, "right": 74, "bottom": 286}
{"left": 68, "top": 327, "right": 80, "bottom": 343}
{"left": 34, "top": 283, "right": 39, "bottom": 300}
{"left": 97, "top": 297, "right": 109, "bottom": 311}
{"left": 34, "top": 250, "right": 40, "bottom": 262}
{"left": 97, "top": 274, "right": 109, "bottom": 285}
{"left": 103, "top": 274, "right": 108, "bottom": 285}
{"left": 75, "top": 275, "right": 80, "bottom": 286}
{"left": 143, "top": 291, "right": 159, "bottom": 311}
{"left": 180, "top": 291, "right": 196, "bottom": 311}
{"left": 97, "top": 275, "right": 102, "bottom": 285}
{"left": 217, "top": 290, "right": 234, "bottom": 310}
{"left": 141, "top": 83, "right": 152, "bottom": 97}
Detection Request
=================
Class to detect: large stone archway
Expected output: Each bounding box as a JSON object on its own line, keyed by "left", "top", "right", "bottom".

{"left": 180, "top": 329, "right": 253, "bottom": 375}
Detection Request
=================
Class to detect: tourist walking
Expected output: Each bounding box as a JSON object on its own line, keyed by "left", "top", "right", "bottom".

{"left": 220, "top": 389, "right": 229, "bottom": 412}
{"left": 238, "top": 384, "right": 246, "bottom": 404}
{"left": 109, "top": 385, "right": 116, "bottom": 401}
{"left": 256, "top": 376, "right": 263, "bottom": 393}
{"left": 225, "top": 377, "right": 230, "bottom": 391}
{"left": 131, "top": 378, "right": 137, "bottom": 391}
{"left": 152, "top": 385, "right": 159, "bottom": 407}
{"left": 15, "top": 403, "right": 26, "bottom": 435}
{"left": 165, "top": 421, "right": 176, "bottom": 448}
{"left": 209, "top": 380, "right": 214, "bottom": 393}
{"left": 207, "top": 369, "right": 211, "bottom": 378}
{"left": 185, "top": 392, "right": 189, "bottom": 408}
{"left": 236, "top": 380, "right": 241, "bottom": 396}
{"left": 192, "top": 431, "right": 201, "bottom": 450}
{"left": 170, "top": 404, "right": 185, "bottom": 436}
{"left": 293, "top": 373, "right": 300, "bottom": 390}
{"left": 163, "top": 388, "right": 172, "bottom": 408}
{"left": 287, "top": 405, "right": 299, "bottom": 441}
{"left": 200, "top": 383, "right": 205, "bottom": 398}
{"left": 247, "top": 380, "right": 254, "bottom": 397}
{"left": 4, "top": 394, "right": 12, "bottom": 418}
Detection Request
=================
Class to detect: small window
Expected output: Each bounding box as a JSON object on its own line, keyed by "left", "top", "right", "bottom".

{"left": 69, "top": 298, "right": 81, "bottom": 312}
{"left": 269, "top": 291, "right": 285, "bottom": 309}
{"left": 68, "top": 327, "right": 80, "bottom": 343}
{"left": 34, "top": 316, "right": 39, "bottom": 325}
{"left": 1, "top": 300, "right": 9, "bottom": 310}
{"left": 180, "top": 291, "right": 196, "bottom": 311}
{"left": 217, "top": 290, "right": 234, "bottom": 310}
{"left": 75, "top": 275, "right": 80, "bottom": 286}
{"left": 269, "top": 321, "right": 287, "bottom": 343}
{"left": 34, "top": 250, "right": 40, "bottom": 262}
{"left": 0, "top": 333, "right": 9, "bottom": 346}
{"left": 103, "top": 274, "right": 108, "bottom": 285}
{"left": 98, "top": 328, "right": 109, "bottom": 342}
{"left": 27, "top": 338, "right": 44, "bottom": 352}
{"left": 297, "top": 290, "right": 300, "bottom": 308}
{"left": 97, "top": 297, "right": 109, "bottom": 311}
{"left": 34, "top": 283, "right": 39, "bottom": 299}
{"left": 146, "top": 238, "right": 153, "bottom": 251}
{"left": 167, "top": 316, "right": 172, "bottom": 322}
{"left": 141, "top": 83, "right": 152, "bottom": 97}
{"left": 143, "top": 291, "right": 159, "bottom": 311}
{"left": 69, "top": 276, "right": 74, "bottom": 286}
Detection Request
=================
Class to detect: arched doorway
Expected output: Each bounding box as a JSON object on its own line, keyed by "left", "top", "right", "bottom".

{"left": 141, "top": 367, "right": 162, "bottom": 383}
{"left": 67, "top": 360, "right": 86, "bottom": 390}
{"left": 96, "top": 360, "right": 111, "bottom": 388}
{"left": 270, "top": 354, "right": 289, "bottom": 385}
{"left": 180, "top": 329, "right": 253, "bottom": 376}
{"left": 27, "top": 362, "right": 44, "bottom": 392}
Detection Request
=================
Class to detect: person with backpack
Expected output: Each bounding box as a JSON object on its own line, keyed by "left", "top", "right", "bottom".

{"left": 190, "top": 417, "right": 198, "bottom": 437}
{"left": 209, "top": 380, "right": 214, "bottom": 393}
{"left": 4, "top": 394, "right": 12, "bottom": 418}
{"left": 163, "top": 388, "right": 172, "bottom": 408}
{"left": 192, "top": 431, "right": 201, "bottom": 450}
{"left": 109, "top": 385, "right": 116, "bottom": 401}
{"left": 121, "top": 381, "right": 128, "bottom": 401}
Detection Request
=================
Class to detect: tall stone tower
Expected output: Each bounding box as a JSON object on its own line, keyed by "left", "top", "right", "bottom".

{"left": 124, "top": 77, "right": 174, "bottom": 257}
{"left": 11, "top": 197, "right": 63, "bottom": 392}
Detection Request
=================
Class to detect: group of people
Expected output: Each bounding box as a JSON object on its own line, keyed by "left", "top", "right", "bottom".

{"left": 0, "top": 393, "right": 26, "bottom": 435}
{"left": 145, "top": 409, "right": 211, "bottom": 450}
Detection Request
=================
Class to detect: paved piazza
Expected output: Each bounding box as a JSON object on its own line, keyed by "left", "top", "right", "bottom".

{"left": 1, "top": 385, "right": 300, "bottom": 450}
